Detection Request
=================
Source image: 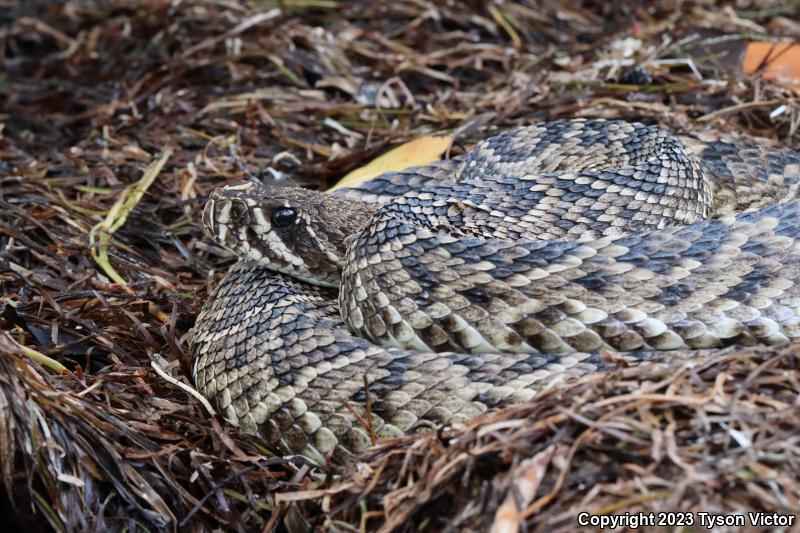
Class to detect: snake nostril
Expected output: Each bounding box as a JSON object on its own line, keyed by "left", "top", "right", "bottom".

{"left": 229, "top": 200, "right": 249, "bottom": 224}
{"left": 202, "top": 197, "right": 250, "bottom": 245}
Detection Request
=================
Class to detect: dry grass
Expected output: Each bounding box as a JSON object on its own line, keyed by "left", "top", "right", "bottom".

{"left": 1, "top": 0, "right": 799, "bottom": 531}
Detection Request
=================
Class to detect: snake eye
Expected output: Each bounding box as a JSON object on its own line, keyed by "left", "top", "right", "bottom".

{"left": 272, "top": 207, "right": 297, "bottom": 227}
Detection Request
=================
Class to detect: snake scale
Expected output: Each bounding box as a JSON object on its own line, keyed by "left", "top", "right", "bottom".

{"left": 190, "top": 119, "right": 800, "bottom": 463}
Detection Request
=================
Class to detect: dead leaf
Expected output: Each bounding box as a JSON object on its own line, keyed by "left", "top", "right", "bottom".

{"left": 743, "top": 41, "right": 800, "bottom": 94}
{"left": 490, "top": 445, "right": 556, "bottom": 533}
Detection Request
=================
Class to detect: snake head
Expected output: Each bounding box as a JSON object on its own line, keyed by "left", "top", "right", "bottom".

{"left": 203, "top": 180, "right": 375, "bottom": 287}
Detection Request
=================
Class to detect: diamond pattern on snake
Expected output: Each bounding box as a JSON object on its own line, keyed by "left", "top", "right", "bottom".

{"left": 190, "top": 119, "right": 800, "bottom": 463}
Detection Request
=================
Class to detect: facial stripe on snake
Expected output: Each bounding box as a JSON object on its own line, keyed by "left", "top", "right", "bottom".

{"left": 192, "top": 119, "right": 800, "bottom": 462}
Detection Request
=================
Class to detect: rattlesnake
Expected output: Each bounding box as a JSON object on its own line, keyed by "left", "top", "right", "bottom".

{"left": 190, "top": 119, "right": 800, "bottom": 463}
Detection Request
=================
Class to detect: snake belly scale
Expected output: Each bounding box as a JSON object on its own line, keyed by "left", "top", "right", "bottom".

{"left": 190, "top": 119, "right": 800, "bottom": 462}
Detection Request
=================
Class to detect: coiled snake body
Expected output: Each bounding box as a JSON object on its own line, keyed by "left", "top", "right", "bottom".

{"left": 191, "top": 119, "right": 800, "bottom": 462}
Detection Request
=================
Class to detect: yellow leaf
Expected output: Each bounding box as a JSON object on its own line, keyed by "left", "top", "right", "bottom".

{"left": 328, "top": 135, "right": 452, "bottom": 192}
{"left": 88, "top": 148, "right": 172, "bottom": 285}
